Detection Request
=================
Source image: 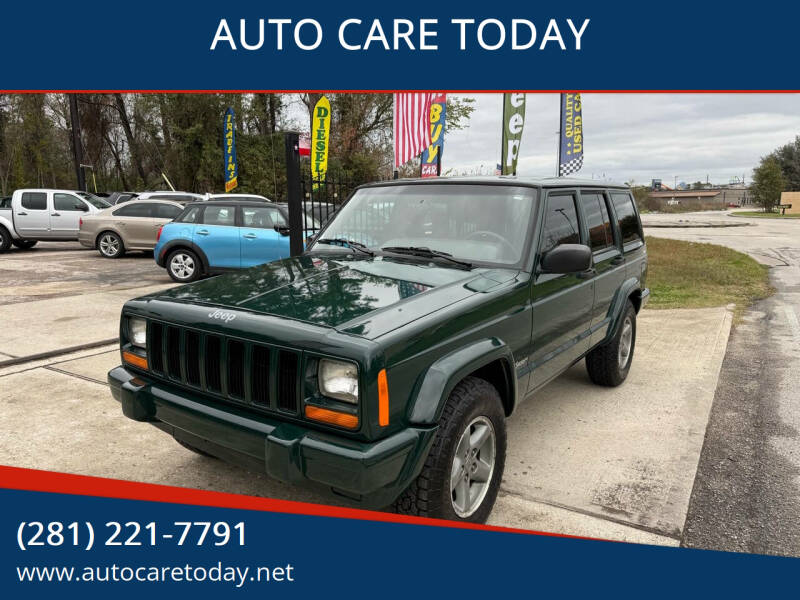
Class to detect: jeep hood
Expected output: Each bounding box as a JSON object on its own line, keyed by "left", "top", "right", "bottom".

{"left": 149, "top": 254, "right": 521, "bottom": 339}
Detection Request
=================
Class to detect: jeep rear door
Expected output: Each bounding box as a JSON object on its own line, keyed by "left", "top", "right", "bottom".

{"left": 529, "top": 190, "right": 594, "bottom": 390}
{"left": 194, "top": 204, "right": 240, "bottom": 269}
{"left": 579, "top": 190, "right": 627, "bottom": 346}
{"left": 239, "top": 205, "right": 290, "bottom": 267}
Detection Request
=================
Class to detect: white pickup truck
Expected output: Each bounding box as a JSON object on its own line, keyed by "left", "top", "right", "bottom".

{"left": 0, "top": 189, "right": 110, "bottom": 252}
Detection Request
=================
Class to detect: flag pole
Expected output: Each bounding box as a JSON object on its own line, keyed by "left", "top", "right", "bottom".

{"left": 556, "top": 93, "right": 562, "bottom": 177}
{"left": 392, "top": 93, "right": 399, "bottom": 179}
{"left": 500, "top": 95, "right": 506, "bottom": 175}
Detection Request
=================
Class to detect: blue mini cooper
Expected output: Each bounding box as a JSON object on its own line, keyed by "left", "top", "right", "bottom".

{"left": 154, "top": 200, "right": 317, "bottom": 282}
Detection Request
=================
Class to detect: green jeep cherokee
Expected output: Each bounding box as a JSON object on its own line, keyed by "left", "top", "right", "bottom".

{"left": 109, "top": 177, "right": 648, "bottom": 523}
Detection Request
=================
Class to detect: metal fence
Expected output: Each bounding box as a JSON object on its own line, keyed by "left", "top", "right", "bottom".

{"left": 299, "top": 174, "right": 360, "bottom": 236}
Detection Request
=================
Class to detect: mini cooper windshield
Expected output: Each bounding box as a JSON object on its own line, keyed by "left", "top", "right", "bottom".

{"left": 313, "top": 184, "right": 538, "bottom": 267}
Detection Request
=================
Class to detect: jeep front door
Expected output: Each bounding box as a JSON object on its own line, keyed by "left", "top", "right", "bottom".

{"left": 529, "top": 191, "right": 594, "bottom": 391}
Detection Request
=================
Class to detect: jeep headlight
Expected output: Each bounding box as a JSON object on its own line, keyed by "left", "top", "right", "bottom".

{"left": 318, "top": 359, "right": 359, "bottom": 404}
{"left": 128, "top": 317, "right": 147, "bottom": 348}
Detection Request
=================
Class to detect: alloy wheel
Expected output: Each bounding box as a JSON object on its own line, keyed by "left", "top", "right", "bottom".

{"left": 99, "top": 234, "right": 120, "bottom": 257}
{"left": 450, "top": 416, "right": 496, "bottom": 518}
{"left": 170, "top": 253, "right": 195, "bottom": 280}
{"left": 618, "top": 315, "right": 634, "bottom": 369}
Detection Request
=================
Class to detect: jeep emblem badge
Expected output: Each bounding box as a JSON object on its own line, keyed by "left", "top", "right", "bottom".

{"left": 208, "top": 309, "right": 236, "bottom": 323}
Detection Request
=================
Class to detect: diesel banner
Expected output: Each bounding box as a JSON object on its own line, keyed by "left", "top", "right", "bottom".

{"left": 501, "top": 93, "right": 525, "bottom": 175}
{"left": 559, "top": 93, "right": 584, "bottom": 176}
{"left": 421, "top": 93, "right": 446, "bottom": 177}
{"left": 223, "top": 107, "right": 238, "bottom": 192}
{"left": 311, "top": 96, "right": 331, "bottom": 189}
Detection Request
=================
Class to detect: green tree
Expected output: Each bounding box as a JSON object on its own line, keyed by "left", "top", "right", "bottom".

{"left": 752, "top": 156, "right": 785, "bottom": 212}
{"left": 767, "top": 135, "right": 800, "bottom": 191}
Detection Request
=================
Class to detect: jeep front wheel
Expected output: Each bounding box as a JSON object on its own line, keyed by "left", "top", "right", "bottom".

{"left": 585, "top": 299, "right": 637, "bottom": 387}
{"left": 393, "top": 376, "right": 506, "bottom": 523}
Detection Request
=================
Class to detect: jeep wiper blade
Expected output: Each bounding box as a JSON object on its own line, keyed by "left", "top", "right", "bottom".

{"left": 381, "top": 246, "right": 473, "bottom": 270}
{"left": 316, "top": 238, "right": 375, "bottom": 256}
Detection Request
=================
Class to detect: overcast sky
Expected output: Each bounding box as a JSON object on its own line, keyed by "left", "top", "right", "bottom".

{"left": 442, "top": 93, "right": 800, "bottom": 186}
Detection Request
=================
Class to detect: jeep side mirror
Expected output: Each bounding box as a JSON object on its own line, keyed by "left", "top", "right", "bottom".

{"left": 274, "top": 225, "right": 290, "bottom": 236}
{"left": 540, "top": 244, "right": 592, "bottom": 274}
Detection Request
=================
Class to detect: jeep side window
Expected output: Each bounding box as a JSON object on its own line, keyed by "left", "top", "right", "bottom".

{"left": 540, "top": 193, "right": 580, "bottom": 255}
{"left": 176, "top": 206, "right": 201, "bottom": 223}
{"left": 21, "top": 192, "right": 47, "bottom": 210}
{"left": 610, "top": 192, "right": 643, "bottom": 245}
{"left": 580, "top": 192, "right": 614, "bottom": 252}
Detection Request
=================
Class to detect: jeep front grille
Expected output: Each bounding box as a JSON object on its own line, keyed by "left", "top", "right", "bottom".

{"left": 146, "top": 321, "right": 299, "bottom": 415}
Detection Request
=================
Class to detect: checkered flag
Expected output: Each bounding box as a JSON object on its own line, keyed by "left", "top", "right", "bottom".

{"left": 559, "top": 155, "right": 583, "bottom": 177}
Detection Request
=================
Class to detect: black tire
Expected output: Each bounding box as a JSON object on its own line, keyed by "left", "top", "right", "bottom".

{"left": 0, "top": 226, "right": 11, "bottom": 253}
{"left": 166, "top": 248, "right": 202, "bottom": 283}
{"left": 393, "top": 376, "right": 506, "bottom": 523}
{"left": 586, "top": 300, "right": 637, "bottom": 387}
{"left": 175, "top": 438, "right": 217, "bottom": 459}
{"left": 96, "top": 231, "right": 125, "bottom": 258}
{"left": 12, "top": 239, "right": 37, "bottom": 249}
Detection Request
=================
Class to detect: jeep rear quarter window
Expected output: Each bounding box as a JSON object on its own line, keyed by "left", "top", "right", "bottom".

{"left": 610, "top": 192, "right": 643, "bottom": 246}
{"left": 580, "top": 191, "right": 614, "bottom": 252}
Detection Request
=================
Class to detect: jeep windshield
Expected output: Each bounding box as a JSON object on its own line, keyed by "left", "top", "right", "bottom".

{"left": 311, "top": 183, "right": 537, "bottom": 267}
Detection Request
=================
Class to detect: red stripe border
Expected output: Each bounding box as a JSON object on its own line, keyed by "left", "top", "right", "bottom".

{"left": 0, "top": 465, "right": 604, "bottom": 542}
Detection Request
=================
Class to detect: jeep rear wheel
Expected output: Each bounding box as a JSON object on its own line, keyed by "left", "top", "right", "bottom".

{"left": 585, "top": 299, "right": 637, "bottom": 387}
{"left": 393, "top": 376, "right": 506, "bottom": 523}
{"left": 167, "top": 248, "right": 201, "bottom": 283}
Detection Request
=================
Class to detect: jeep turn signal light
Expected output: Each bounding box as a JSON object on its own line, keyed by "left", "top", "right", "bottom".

{"left": 122, "top": 350, "right": 148, "bottom": 371}
{"left": 378, "top": 368, "right": 389, "bottom": 427}
{"left": 305, "top": 405, "right": 359, "bottom": 430}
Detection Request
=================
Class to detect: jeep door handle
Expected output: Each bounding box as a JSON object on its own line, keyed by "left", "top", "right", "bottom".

{"left": 243, "top": 233, "right": 257, "bottom": 239}
{"left": 196, "top": 229, "right": 210, "bottom": 236}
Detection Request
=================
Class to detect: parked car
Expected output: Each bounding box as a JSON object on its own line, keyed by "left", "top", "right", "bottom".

{"left": 0, "top": 197, "right": 10, "bottom": 208}
{"left": 136, "top": 191, "right": 208, "bottom": 203}
{"left": 78, "top": 199, "right": 185, "bottom": 258}
{"left": 153, "top": 200, "right": 312, "bottom": 282}
{"left": 110, "top": 177, "right": 649, "bottom": 523}
{"left": 208, "top": 193, "right": 271, "bottom": 202}
{"left": 104, "top": 191, "right": 140, "bottom": 205}
{"left": 0, "top": 188, "right": 110, "bottom": 252}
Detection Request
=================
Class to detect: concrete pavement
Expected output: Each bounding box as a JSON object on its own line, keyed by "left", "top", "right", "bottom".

{"left": 645, "top": 210, "right": 800, "bottom": 555}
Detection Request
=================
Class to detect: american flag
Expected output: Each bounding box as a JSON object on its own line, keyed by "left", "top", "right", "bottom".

{"left": 394, "top": 93, "right": 435, "bottom": 168}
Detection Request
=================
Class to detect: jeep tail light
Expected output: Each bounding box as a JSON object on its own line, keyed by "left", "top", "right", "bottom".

{"left": 156, "top": 225, "right": 163, "bottom": 241}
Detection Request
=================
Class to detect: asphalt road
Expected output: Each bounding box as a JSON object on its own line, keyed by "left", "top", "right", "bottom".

{"left": 644, "top": 210, "right": 800, "bottom": 556}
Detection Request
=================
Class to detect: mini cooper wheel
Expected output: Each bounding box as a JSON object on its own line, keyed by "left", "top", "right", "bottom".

{"left": 97, "top": 231, "right": 125, "bottom": 258}
{"left": 12, "top": 239, "right": 37, "bottom": 249}
{"left": 167, "top": 248, "right": 201, "bottom": 283}
{"left": 393, "top": 376, "right": 506, "bottom": 523}
{"left": 585, "top": 299, "right": 637, "bottom": 387}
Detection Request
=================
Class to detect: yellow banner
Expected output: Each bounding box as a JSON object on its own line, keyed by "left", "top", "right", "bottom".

{"left": 311, "top": 96, "right": 331, "bottom": 189}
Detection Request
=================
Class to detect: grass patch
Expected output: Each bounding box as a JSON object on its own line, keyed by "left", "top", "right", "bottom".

{"left": 730, "top": 210, "right": 800, "bottom": 219}
{"left": 645, "top": 236, "right": 773, "bottom": 317}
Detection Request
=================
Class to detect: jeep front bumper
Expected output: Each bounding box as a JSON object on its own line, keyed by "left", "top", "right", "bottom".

{"left": 108, "top": 366, "right": 436, "bottom": 508}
